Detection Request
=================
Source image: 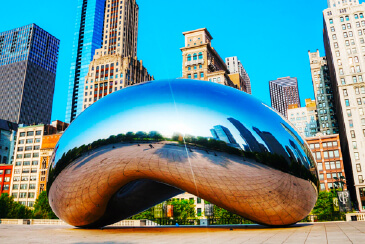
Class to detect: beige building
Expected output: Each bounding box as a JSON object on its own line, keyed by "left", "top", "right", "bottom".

{"left": 308, "top": 50, "right": 339, "bottom": 135}
{"left": 323, "top": 0, "right": 365, "bottom": 210}
{"left": 288, "top": 99, "right": 319, "bottom": 138}
{"left": 10, "top": 121, "right": 67, "bottom": 207}
{"left": 83, "top": 0, "right": 153, "bottom": 110}
{"left": 180, "top": 28, "right": 238, "bottom": 90}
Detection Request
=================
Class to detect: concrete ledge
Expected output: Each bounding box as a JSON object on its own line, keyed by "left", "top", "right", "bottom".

{"left": 345, "top": 213, "right": 365, "bottom": 221}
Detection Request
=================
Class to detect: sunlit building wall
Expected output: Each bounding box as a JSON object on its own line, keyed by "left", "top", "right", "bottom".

{"left": 323, "top": 0, "right": 365, "bottom": 210}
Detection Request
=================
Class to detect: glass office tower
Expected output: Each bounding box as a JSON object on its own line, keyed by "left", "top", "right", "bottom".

{"left": 0, "top": 24, "right": 60, "bottom": 125}
{"left": 65, "top": 0, "right": 105, "bottom": 123}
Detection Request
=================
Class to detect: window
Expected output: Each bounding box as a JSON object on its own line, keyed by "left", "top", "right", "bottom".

{"left": 317, "top": 163, "right": 323, "bottom": 171}
{"left": 35, "top": 130, "right": 42, "bottom": 136}
{"left": 330, "top": 19, "right": 333, "bottom": 24}
{"left": 187, "top": 74, "right": 191, "bottom": 79}
{"left": 187, "top": 54, "right": 191, "bottom": 61}
{"left": 336, "top": 161, "right": 341, "bottom": 169}
{"left": 351, "top": 130, "right": 356, "bottom": 138}
{"left": 347, "top": 109, "right": 352, "bottom": 117}
{"left": 345, "top": 99, "right": 350, "bottom": 107}
{"left": 200, "top": 72, "right": 204, "bottom": 78}
{"left": 19, "top": 193, "right": 26, "bottom": 198}
{"left": 343, "top": 89, "right": 348, "bottom": 96}
{"left": 13, "top": 184, "right": 19, "bottom": 190}
{"left": 353, "top": 76, "right": 358, "bottom": 83}
{"left": 194, "top": 73, "right": 198, "bottom": 79}
{"left": 20, "top": 184, "right": 27, "bottom": 190}
{"left": 333, "top": 34, "right": 337, "bottom": 40}
{"left": 27, "top": 131, "right": 34, "bottom": 136}
{"left": 341, "top": 17, "right": 344, "bottom": 22}
{"left": 198, "top": 52, "right": 203, "bottom": 59}
{"left": 359, "top": 175, "right": 364, "bottom": 183}
{"left": 193, "top": 53, "right": 197, "bottom": 60}
{"left": 361, "top": 13, "right": 364, "bottom": 19}
{"left": 29, "top": 184, "right": 36, "bottom": 189}
{"left": 332, "top": 26, "right": 336, "bottom": 32}
{"left": 327, "top": 173, "right": 332, "bottom": 179}
{"left": 346, "top": 16, "right": 350, "bottom": 21}
{"left": 316, "top": 152, "right": 322, "bottom": 160}
{"left": 349, "top": 120, "right": 354, "bottom": 127}
{"left": 19, "top": 132, "right": 25, "bottom": 137}
{"left": 355, "top": 152, "right": 360, "bottom": 160}
{"left": 28, "top": 193, "right": 35, "bottom": 198}
{"left": 324, "top": 151, "right": 329, "bottom": 159}
{"left": 357, "top": 164, "right": 362, "bottom": 172}
{"left": 355, "top": 14, "right": 359, "bottom": 19}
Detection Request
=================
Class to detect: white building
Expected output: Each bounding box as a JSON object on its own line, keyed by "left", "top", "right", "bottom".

{"left": 225, "top": 56, "right": 252, "bottom": 94}
{"left": 323, "top": 0, "right": 365, "bottom": 210}
{"left": 288, "top": 99, "right": 319, "bottom": 138}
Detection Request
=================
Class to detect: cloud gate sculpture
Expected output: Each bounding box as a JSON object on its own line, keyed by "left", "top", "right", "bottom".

{"left": 47, "top": 79, "right": 318, "bottom": 228}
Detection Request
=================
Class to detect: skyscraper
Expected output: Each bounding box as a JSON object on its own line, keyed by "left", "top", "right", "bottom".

{"left": 0, "top": 24, "right": 60, "bottom": 125}
{"left": 225, "top": 56, "right": 252, "bottom": 94}
{"left": 82, "top": 0, "right": 153, "bottom": 110}
{"left": 308, "top": 50, "right": 339, "bottom": 135}
{"left": 269, "top": 77, "right": 300, "bottom": 118}
{"left": 65, "top": 0, "right": 106, "bottom": 123}
{"left": 323, "top": 0, "right": 365, "bottom": 211}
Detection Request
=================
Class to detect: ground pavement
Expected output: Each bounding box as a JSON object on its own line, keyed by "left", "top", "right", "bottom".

{"left": 1, "top": 222, "right": 365, "bottom": 243}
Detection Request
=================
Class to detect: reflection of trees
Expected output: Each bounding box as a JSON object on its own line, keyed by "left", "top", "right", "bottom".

{"left": 47, "top": 131, "right": 165, "bottom": 192}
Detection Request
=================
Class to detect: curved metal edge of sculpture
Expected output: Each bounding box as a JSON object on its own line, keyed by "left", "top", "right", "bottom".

{"left": 47, "top": 79, "right": 319, "bottom": 228}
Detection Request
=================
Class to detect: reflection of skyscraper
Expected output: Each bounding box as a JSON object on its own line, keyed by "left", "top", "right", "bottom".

{"left": 211, "top": 125, "right": 237, "bottom": 145}
{"left": 252, "top": 127, "right": 290, "bottom": 162}
{"left": 289, "top": 139, "right": 307, "bottom": 165}
{"left": 228, "top": 118, "right": 265, "bottom": 152}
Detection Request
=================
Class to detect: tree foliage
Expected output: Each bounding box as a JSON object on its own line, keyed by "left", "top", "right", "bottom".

{"left": 33, "top": 191, "right": 57, "bottom": 219}
{"left": 312, "top": 191, "right": 345, "bottom": 221}
{"left": 0, "top": 193, "right": 33, "bottom": 219}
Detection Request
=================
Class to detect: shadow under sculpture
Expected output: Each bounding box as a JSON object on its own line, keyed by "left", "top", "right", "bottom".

{"left": 47, "top": 79, "right": 319, "bottom": 228}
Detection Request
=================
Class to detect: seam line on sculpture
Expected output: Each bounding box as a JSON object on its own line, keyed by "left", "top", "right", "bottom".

{"left": 167, "top": 80, "right": 199, "bottom": 197}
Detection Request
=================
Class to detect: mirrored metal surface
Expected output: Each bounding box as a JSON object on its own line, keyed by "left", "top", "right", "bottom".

{"left": 47, "top": 79, "right": 318, "bottom": 228}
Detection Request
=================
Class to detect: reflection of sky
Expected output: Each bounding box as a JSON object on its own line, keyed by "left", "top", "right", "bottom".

{"left": 54, "top": 79, "right": 310, "bottom": 169}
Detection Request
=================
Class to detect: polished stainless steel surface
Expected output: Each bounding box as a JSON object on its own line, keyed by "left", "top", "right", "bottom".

{"left": 47, "top": 79, "right": 318, "bottom": 228}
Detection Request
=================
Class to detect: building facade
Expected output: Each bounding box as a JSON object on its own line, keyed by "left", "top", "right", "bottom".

{"left": 288, "top": 99, "right": 319, "bottom": 138}
{"left": 323, "top": 0, "right": 365, "bottom": 210}
{"left": 82, "top": 0, "right": 153, "bottom": 110}
{"left": 0, "top": 24, "right": 60, "bottom": 125}
{"left": 173, "top": 192, "right": 207, "bottom": 218}
{"left": 82, "top": 55, "right": 152, "bottom": 110}
{"left": 10, "top": 121, "right": 68, "bottom": 207}
{"left": 65, "top": 0, "right": 106, "bottom": 123}
{"left": 308, "top": 50, "right": 339, "bottom": 135}
{"left": 269, "top": 77, "right": 300, "bottom": 118}
{"left": 0, "top": 164, "right": 12, "bottom": 195}
{"left": 180, "top": 28, "right": 237, "bottom": 89}
{"left": 226, "top": 56, "right": 251, "bottom": 94}
{"left": 306, "top": 134, "right": 347, "bottom": 192}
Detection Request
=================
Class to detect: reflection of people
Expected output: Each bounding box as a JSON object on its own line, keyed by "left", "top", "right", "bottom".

{"left": 149, "top": 144, "right": 154, "bottom": 149}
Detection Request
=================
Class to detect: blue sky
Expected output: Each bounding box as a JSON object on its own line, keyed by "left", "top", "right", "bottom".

{"left": 1, "top": 0, "right": 362, "bottom": 122}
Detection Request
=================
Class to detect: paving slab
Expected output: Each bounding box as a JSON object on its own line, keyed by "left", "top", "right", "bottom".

{"left": 0, "top": 222, "right": 365, "bottom": 244}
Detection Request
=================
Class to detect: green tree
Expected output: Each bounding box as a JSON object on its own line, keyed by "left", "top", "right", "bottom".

{"left": 168, "top": 199, "right": 195, "bottom": 220}
{"left": 33, "top": 191, "right": 57, "bottom": 219}
{"left": 0, "top": 193, "right": 33, "bottom": 219}
{"left": 312, "top": 191, "right": 344, "bottom": 221}
{"left": 131, "top": 207, "right": 154, "bottom": 220}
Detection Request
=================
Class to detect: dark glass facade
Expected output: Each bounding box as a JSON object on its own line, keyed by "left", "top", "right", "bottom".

{"left": 65, "top": 0, "right": 105, "bottom": 123}
{"left": 0, "top": 24, "right": 60, "bottom": 125}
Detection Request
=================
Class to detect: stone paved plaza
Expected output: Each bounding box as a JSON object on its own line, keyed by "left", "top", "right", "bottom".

{"left": 1, "top": 222, "right": 365, "bottom": 243}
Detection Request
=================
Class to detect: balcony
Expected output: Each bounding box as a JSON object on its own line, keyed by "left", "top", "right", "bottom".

{"left": 185, "top": 59, "right": 204, "bottom": 67}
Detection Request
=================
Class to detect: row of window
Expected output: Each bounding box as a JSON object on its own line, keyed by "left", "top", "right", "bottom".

{"left": 15, "top": 161, "right": 38, "bottom": 166}
{"left": 344, "top": 97, "right": 365, "bottom": 106}
{"left": 15, "top": 153, "right": 39, "bottom": 159}
{"left": 12, "top": 176, "right": 37, "bottom": 181}
{"left": 13, "top": 168, "right": 37, "bottom": 174}
{"left": 329, "top": 13, "right": 364, "bottom": 24}
{"left": 187, "top": 52, "right": 203, "bottom": 61}
{"left": 19, "top": 131, "right": 41, "bottom": 137}
{"left": 187, "top": 73, "right": 204, "bottom": 79}
{"left": 309, "top": 141, "right": 338, "bottom": 149}
{"left": 319, "top": 172, "right": 343, "bottom": 180}
{"left": 11, "top": 192, "right": 35, "bottom": 198}
{"left": 12, "top": 183, "right": 36, "bottom": 190}
{"left": 18, "top": 138, "right": 41, "bottom": 144}
{"left": 317, "top": 161, "right": 342, "bottom": 171}
{"left": 0, "top": 169, "right": 11, "bottom": 175}
{"left": 17, "top": 146, "right": 40, "bottom": 151}
{"left": 314, "top": 150, "right": 340, "bottom": 160}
